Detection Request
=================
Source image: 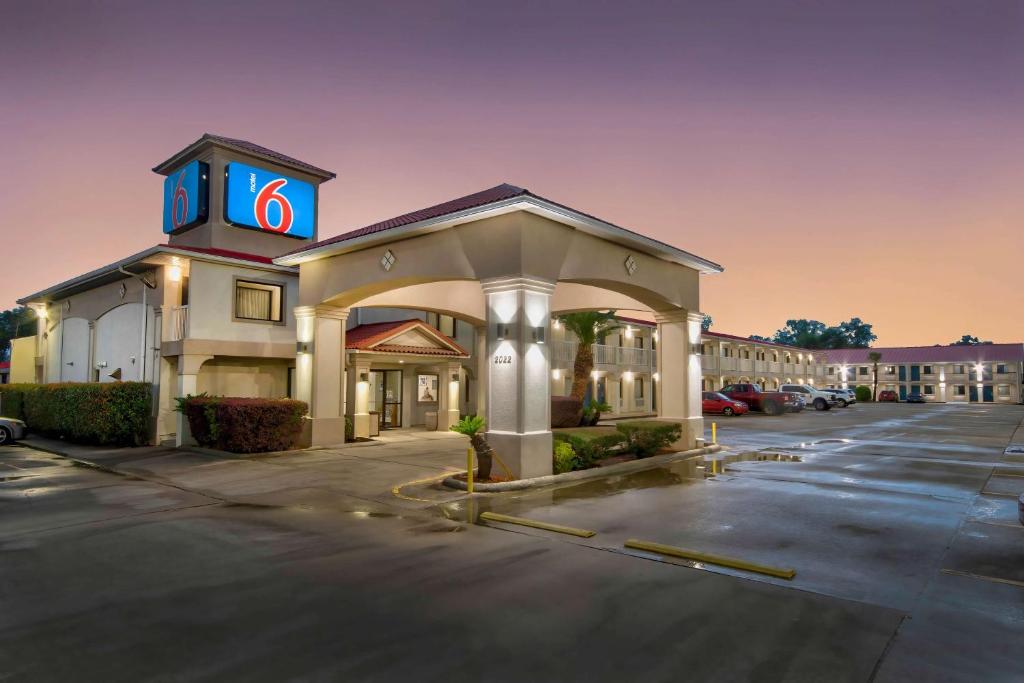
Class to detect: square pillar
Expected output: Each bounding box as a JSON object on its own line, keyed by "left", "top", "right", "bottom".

{"left": 438, "top": 361, "right": 463, "bottom": 430}
{"left": 480, "top": 277, "right": 554, "bottom": 479}
{"left": 655, "top": 310, "right": 703, "bottom": 450}
{"left": 474, "top": 325, "right": 488, "bottom": 418}
{"left": 295, "top": 305, "right": 349, "bottom": 446}
{"left": 348, "top": 356, "right": 373, "bottom": 439}
{"left": 175, "top": 354, "right": 213, "bottom": 447}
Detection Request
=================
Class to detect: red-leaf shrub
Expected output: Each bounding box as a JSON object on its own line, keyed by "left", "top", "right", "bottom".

{"left": 551, "top": 395, "right": 583, "bottom": 428}
{"left": 181, "top": 396, "right": 307, "bottom": 453}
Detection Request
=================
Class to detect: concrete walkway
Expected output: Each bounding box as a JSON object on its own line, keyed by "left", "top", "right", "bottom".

{"left": 23, "top": 431, "right": 472, "bottom": 511}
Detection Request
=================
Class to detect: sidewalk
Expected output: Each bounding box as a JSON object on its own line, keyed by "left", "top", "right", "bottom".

{"left": 22, "top": 433, "right": 472, "bottom": 511}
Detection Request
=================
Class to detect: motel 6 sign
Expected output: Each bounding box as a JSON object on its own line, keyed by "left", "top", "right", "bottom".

{"left": 162, "top": 160, "right": 209, "bottom": 234}
{"left": 224, "top": 162, "right": 315, "bottom": 239}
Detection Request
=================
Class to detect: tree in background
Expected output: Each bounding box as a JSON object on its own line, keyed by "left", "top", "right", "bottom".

{"left": 0, "top": 307, "right": 38, "bottom": 361}
{"left": 755, "top": 318, "right": 877, "bottom": 350}
{"left": 557, "top": 311, "right": 622, "bottom": 403}
{"left": 951, "top": 334, "right": 992, "bottom": 346}
{"left": 701, "top": 314, "right": 713, "bottom": 331}
{"left": 868, "top": 351, "right": 882, "bottom": 401}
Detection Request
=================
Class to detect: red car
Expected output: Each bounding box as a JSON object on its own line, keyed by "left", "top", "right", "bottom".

{"left": 878, "top": 390, "right": 898, "bottom": 402}
{"left": 703, "top": 391, "right": 749, "bottom": 416}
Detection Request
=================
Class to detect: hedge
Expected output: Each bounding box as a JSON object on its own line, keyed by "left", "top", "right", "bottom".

{"left": 0, "top": 382, "right": 152, "bottom": 446}
{"left": 180, "top": 396, "right": 307, "bottom": 453}
{"left": 855, "top": 385, "right": 873, "bottom": 402}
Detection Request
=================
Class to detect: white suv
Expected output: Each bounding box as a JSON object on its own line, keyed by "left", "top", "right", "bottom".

{"left": 780, "top": 384, "right": 838, "bottom": 411}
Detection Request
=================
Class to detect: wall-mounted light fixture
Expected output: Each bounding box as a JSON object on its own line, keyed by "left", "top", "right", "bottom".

{"left": 653, "top": 372, "right": 660, "bottom": 382}
{"left": 296, "top": 341, "right": 312, "bottom": 355}
{"left": 496, "top": 323, "right": 510, "bottom": 341}
{"left": 359, "top": 371, "right": 369, "bottom": 383}
{"left": 168, "top": 265, "right": 182, "bottom": 282}
{"left": 532, "top": 326, "right": 546, "bottom": 344}
{"left": 552, "top": 369, "right": 561, "bottom": 380}
{"left": 451, "top": 372, "right": 460, "bottom": 382}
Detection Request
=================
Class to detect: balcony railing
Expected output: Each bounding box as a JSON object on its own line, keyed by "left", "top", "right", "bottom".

{"left": 551, "top": 340, "right": 655, "bottom": 369}
{"left": 168, "top": 305, "right": 189, "bottom": 342}
{"left": 634, "top": 396, "right": 647, "bottom": 410}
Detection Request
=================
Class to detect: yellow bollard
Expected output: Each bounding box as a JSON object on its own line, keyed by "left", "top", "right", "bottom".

{"left": 466, "top": 447, "right": 474, "bottom": 494}
{"left": 712, "top": 422, "right": 717, "bottom": 445}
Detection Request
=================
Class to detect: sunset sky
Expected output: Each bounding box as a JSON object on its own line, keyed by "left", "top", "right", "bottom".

{"left": 2, "top": 1, "right": 1021, "bottom": 346}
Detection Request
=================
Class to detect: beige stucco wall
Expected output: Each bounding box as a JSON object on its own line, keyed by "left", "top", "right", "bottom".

{"left": 196, "top": 358, "right": 291, "bottom": 398}
{"left": 9, "top": 336, "right": 37, "bottom": 383}
{"left": 187, "top": 260, "right": 298, "bottom": 343}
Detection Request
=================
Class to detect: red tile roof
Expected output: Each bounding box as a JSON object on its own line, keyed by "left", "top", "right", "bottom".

{"left": 282, "top": 184, "right": 724, "bottom": 274}
{"left": 346, "top": 320, "right": 469, "bottom": 357}
{"left": 287, "top": 184, "right": 527, "bottom": 256}
{"left": 822, "top": 344, "right": 1024, "bottom": 365}
{"left": 153, "top": 133, "right": 335, "bottom": 179}
{"left": 163, "top": 244, "right": 277, "bottom": 265}
{"left": 702, "top": 330, "right": 812, "bottom": 353}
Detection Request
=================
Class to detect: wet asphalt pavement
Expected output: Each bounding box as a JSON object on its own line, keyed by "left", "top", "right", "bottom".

{"left": 1, "top": 403, "right": 1022, "bottom": 681}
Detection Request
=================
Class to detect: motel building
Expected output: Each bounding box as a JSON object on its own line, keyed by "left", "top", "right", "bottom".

{"left": 822, "top": 346, "right": 1024, "bottom": 404}
{"left": 12, "top": 134, "right": 722, "bottom": 478}
{"left": 698, "top": 332, "right": 827, "bottom": 391}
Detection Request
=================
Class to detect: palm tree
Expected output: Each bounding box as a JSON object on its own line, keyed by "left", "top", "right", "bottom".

{"left": 868, "top": 351, "right": 882, "bottom": 401}
{"left": 557, "top": 311, "right": 622, "bottom": 403}
{"left": 450, "top": 415, "right": 495, "bottom": 480}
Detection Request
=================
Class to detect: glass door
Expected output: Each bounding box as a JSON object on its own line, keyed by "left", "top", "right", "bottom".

{"left": 369, "top": 370, "right": 403, "bottom": 430}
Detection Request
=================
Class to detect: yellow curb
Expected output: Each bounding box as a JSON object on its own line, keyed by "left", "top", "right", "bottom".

{"left": 391, "top": 471, "right": 462, "bottom": 503}
{"left": 941, "top": 568, "right": 1024, "bottom": 589}
{"left": 624, "top": 539, "right": 796, "bottom": 580}
{"left": 478, "top": 511, "right": 597, "bottom": 538}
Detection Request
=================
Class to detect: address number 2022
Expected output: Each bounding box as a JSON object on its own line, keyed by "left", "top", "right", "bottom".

{"left": 493, "top": 354, "right": 513, "bottom": 365}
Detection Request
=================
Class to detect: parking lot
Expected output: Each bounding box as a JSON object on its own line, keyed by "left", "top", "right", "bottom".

{"left": 1, "top": 402, "right": 1022, "bottom": 681}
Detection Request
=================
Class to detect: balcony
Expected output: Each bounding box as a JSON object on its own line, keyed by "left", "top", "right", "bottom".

{"left": 551, "top": 340, "right": 655, "bottom": 370}
{"left": 167, "top": 305, "right": 189, "bottom": 342}
{"left": 738, "top": 359, "right": 754, "bottom": 372}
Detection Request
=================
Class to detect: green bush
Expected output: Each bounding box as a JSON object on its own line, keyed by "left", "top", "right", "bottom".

{"left": 553, "top": 441, "right": 576, "bottom": 474}
{"left": 180, "top": 396, "right": 307, "bottom": 453}
{"left": 616, "top": 421, "right": 682, "bottom": 458}
{"left": 855, "top": 385, "right": 872, "bottom": 402}
{"left": 344, "top": 415, "right": 354, "bottom": 442}
{"left": 0, "top": 382, "right": 151, "bottom": 446}
{"left": 553, "top": 431, "right": 626, "bottom": 469}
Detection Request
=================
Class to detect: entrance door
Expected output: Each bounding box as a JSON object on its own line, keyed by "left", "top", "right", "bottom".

{"left": 969, "top": 385, "right": 978, "bottom": 402}
{"left": 983, "top": 385, "right": 994, "bottom": 402}
{"left": 369, "top": 370, "right": 403, "bottom": 429}
{"left": 899, "top": 385, "right": 907, "bottom": 400}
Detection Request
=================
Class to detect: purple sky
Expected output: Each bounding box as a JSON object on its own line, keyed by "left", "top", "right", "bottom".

{"left": 2, "top": 0, "right": 1022, "bottom": 345}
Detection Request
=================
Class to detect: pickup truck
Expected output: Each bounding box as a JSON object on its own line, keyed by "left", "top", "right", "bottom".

{"left": 720, "top": 383, "right": 798, "bottom": 416}
{"left": 780, "top": 383, "right": 838, "bottom": 411}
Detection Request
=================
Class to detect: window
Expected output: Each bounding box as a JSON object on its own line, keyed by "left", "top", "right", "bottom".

{"left": 885, "top": 365, "right": 896, "bottom": 374}
{"left": 439, "top": 315, "right": 455, "bottom": 338}
{"left": 953, "top": 365, "right": 965, "bottom": 374}
{"left": 997, "top": 364, "right": 1007, "bottom": 374}
{"left": 923, "top": 365, "right": 932, "bottom": 375}
{"left": 859, "top": 367, "right": 868, "bottom": 375}
{"left": 636, "top": 378, "right": 645, "bottom": 398}
{"left": 954, "top": 385, "right": 966, "bottom": 396}
{"left": 743, "top": 350, "right": 750, "bottom": 359}
{"left": 827, "top": 367, "right": 835, "bottom": 375}
{"left": 998, "top": 385, "right": 1010, "bottom": 396}
{"left": 234, "top": 279, "right": 283, "bottom": 322}
{"left": 721, "top": 347, "right": 731, "bottom": 357}
{"left": 924, "top": 385, "right": 935, "bottom": 395}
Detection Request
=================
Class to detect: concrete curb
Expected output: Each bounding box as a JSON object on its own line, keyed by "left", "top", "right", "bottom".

{"left": 443, "top": 443, "right": 722, "bottom": 492}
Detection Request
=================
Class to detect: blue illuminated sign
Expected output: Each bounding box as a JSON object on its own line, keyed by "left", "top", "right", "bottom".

{"left": 162, "top": 160, "right": 208, "bottom": 234}
{"left": 224, "top": 162, "right": 315, "bottom": 239}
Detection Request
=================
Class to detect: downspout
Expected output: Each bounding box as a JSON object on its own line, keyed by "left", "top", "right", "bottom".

{"left": 118, "top": 267, "right": 156, "bottom": 382}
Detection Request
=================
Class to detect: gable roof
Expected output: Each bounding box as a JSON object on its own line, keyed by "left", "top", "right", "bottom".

{"left": 822, "top": 344, "right": 1024, "bottom": 365}
{"left": 276, "top": 183, "right": 724, "bottom": 274}
{"left": 152, "top": 133, "right": 336, "bottom": 180}
{"left": 346, "top": 320, "right": 469, "bottom": 357}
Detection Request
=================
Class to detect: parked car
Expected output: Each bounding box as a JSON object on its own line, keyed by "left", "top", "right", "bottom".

{"left": 878, "top": 390, "right": 898, "bottom": 402}
{"left": 702, "top": 392, "right": 749, "bottom": 416}
{"left": 780, "top": 384, "right": 837, "bottom": 411}
{"left": 823, "top": 388, "right": 857, "bottom": 407}
{"left": 0, "top": 417, "right": 27, "bottom": 445}
{"left": 720, "top": 383, "right": 799, "bottom": 416}
{"left": 906, "top": 392, "right": 926, "bottom": 403}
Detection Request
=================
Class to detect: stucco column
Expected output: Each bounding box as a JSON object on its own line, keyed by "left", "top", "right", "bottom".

{"left": 295, "top": 305, "right": 349, "bottom": 446}
{"left": 480, "top": 276, "right": 554, "bottom": 479}
{"left": 175, "top": 354, "right": 213, "bottom": 447}
{"left": 349, "top": 356, "right": 373, "bottom": 438}
{"left": 474, "top": 326, "right": 487, "bottom": 418}
{"left": 438, "top": 361, "right": 462, "bottom": 430}
{"left": 655, "top": 310, "right": 703, "bottom": 450}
